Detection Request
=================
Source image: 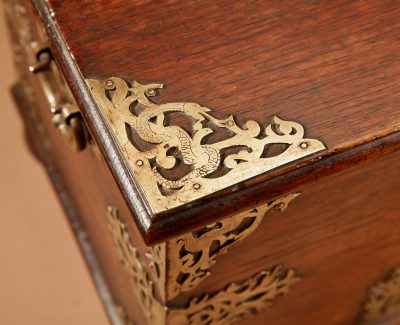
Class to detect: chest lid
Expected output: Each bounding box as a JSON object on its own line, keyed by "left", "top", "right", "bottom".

{"left": 33, "top": 0, "right": 400, "bottom": 244}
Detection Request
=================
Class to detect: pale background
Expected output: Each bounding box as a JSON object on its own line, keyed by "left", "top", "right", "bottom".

{"left": 0, "top": 3, "right": 109, "bottom": 325}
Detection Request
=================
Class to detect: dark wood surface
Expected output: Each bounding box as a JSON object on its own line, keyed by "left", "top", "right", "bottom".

{"left": 172, "top": 149, "right": 400, "bottom": 324}
{"left": 14, "top": 62, "right": 150, "bottom": 325}
{"left": 16, "top": 69, "right": 400, "bottom": 324}
{"left": 32, "top": 0, "right": 400, "bottom": 243}
{"left": 13, "top": 81, "right": 121, "bottom": 325}
{"left": 8, "top": 2, "right": 400, "bottom": 324}
{"left": 7, "top": 4, "right": 151, "bottom": 322}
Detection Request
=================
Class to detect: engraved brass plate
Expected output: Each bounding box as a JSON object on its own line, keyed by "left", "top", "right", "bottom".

{"left": 88, "top": 77, "right": 325, "bottom": 213}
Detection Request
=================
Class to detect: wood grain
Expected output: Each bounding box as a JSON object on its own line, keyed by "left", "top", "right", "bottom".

{"left": 47, "top": 0, "right": 400, "bottom": 151}
{"left": 30, "top": 0, "right": 400, "bottom": 243}
{"left": 171, "top": 149, "right": 400, "bottom": 324}
{"left": 9, "top": 1, "right": 400, "bottom": 324}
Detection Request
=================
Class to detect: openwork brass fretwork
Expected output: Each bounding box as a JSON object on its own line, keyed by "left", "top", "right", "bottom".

{"left": 107, "top": 206, "right": 300, "bottom": 325}
{"left": 167, "top": 193, "right": 300, "bottom": 299}
{"left": 170, "top": 265, "right": 300, "bottom": 325}
{"left": 146, "top": 243, "right": 167, "bottom": 300}
{"left": 360, "top": 267, "right": 400, "bottom": 325}
{"left": 88, "top": 77, "right": 325, "bottom": 213}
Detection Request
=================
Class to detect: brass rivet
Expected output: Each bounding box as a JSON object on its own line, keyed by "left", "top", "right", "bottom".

{"left": 193, "top": 183, "right": 201, "bottom": 190}
{"left": 146, "top": 89, "right": 156, "bottom": 96}
{"left": 300, "top": 142, "right": 308, "bottom": 149}
{"left": 136, "top": 159, "right": 144, "bottom": 166}
{"left": 105, "top": 79, "right": 114, "bottom": 87}
{"left": 227, "top": 120, "right": 234, "bottom": 127}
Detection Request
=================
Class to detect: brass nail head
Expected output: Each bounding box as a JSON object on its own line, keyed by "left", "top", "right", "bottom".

{"left": 105, "top": 79, "right": 114, "bottom": 87}
{"left": 146, "top": 89, "right": 156, "bottom": 96}
{"left": 300, "top": 142, "right": 308, "bottom": 149}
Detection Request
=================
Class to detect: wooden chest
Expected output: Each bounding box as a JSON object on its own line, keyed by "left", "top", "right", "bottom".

{"left": 4, "top": 0, "right": 400, "bottom": 324}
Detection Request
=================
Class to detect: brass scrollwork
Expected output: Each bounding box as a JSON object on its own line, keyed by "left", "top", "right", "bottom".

{"left": 167, "top": 193, "right": 300, "bottom": 299}
{"left": 88, "top": 77, "right": 325, "bottom": 213}
{"left": 107, "top": 206, "right": 300, "bottom": 325}
{"left": 106, "top": 206, "right": 166, "bottom": 325}
{"left": 170, "top": 265, "right": 300, "bottom": 325}
{"left": 145, "top": 243, "right": 166, "bottom": 301}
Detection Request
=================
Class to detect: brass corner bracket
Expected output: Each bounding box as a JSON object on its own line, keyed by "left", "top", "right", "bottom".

{"left": 87, "top": 77, "right": 325, "bottom": 213}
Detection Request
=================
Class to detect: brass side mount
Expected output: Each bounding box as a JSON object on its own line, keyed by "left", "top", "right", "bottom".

{"left": 107, "top": 206, "right": 300, "bottom": 325}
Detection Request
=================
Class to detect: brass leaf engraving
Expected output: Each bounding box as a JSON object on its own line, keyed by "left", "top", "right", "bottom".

{"left": 169, "top": 265, "right": 300, "bottom": 325}
{"left": 360, "top": 268, "right": 400, "bottom": 325}
{"left": 107, "top": 206, "right": 300, "bottom": 325}
{"left": 87, "top": 77, "right": 325, "bottom": 213}
{"left": 167, "top": 193, "right": 300, "bottom": 299}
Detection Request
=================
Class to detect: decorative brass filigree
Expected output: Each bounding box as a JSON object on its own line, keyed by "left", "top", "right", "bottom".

{"left": 167, "top": 193, "right": 300, "bottom": 299}
{"left": 107, "top": 206, "right": 300, "bottom": 325}
{"left": 360, "top": 268, "right": 400, "bottom": 325}
{"left": 88, "top": 77, "right": 325, "bottom": 213}
{"left": 146, "top": 243, "right": 166, "bottom": 301}
{"left": 170, "top": 265, "right": 300, "bottom": 325}
{"left": 106, "top": 206, "right": 166, "bottom": 325}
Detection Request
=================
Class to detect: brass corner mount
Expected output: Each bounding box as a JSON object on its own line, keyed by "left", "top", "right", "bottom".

{"left": 87, "top": 77, "right": 325, "bottom": 213}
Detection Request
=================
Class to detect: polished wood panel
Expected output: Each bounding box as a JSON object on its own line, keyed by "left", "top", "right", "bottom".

{"left": 10, "top": 1, "right": 400, "bottom": 324}
{"left": 31, "top": 0, "right": 400, "bottom": 243}
{"left": 171, "top": 149, "right": 400, "bottom": 324}
{"left": 47, "top": 0, "right": 400, "bottom": 151}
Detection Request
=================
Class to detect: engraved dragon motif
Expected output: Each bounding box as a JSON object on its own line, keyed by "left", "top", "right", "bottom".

{"left": 104, "top": 77, "right": 221, "bottom": 189}
{"left": 87, "top": 76, "right": 325, "bottom": 210}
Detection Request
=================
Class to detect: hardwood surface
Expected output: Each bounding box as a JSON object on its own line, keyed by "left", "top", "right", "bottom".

{"left": 47, "top": 0, "right": 400, "bottom": 152}
{"left": 6, "top": 1, "right": 400, "bottom": 324}
{"left": 31, "top": 0, "right": 400, "bottom": 243}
